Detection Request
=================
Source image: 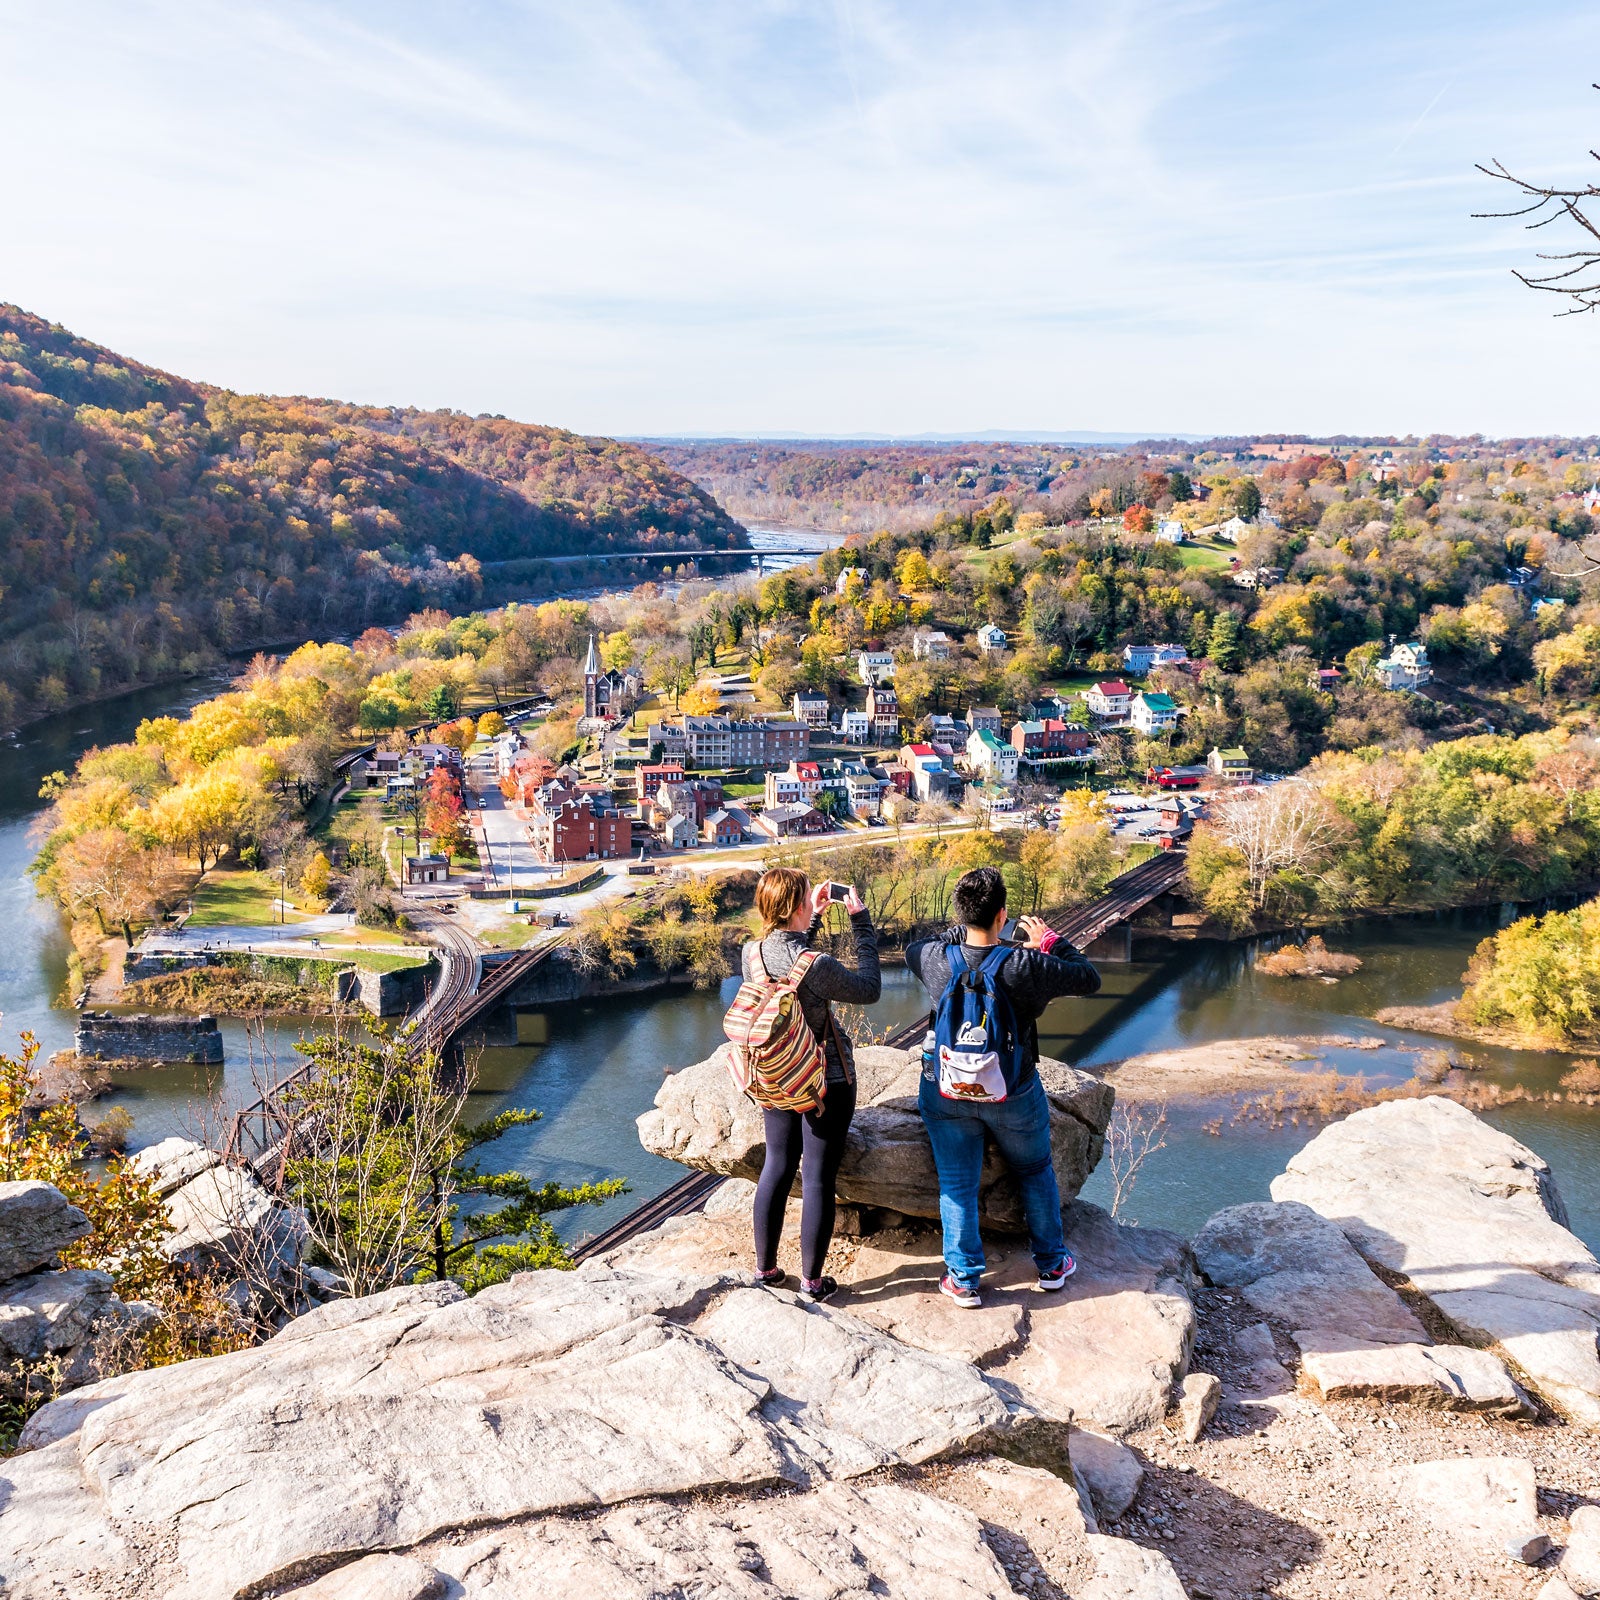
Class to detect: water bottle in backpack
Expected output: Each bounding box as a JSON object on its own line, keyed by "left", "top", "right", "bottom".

{"left": 932, "top": 945, "right": 1027, "bottom": 1103}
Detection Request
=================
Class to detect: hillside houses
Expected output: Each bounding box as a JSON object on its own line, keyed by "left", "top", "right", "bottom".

{"left": 975, "top": 623, "right": 1008, "bottom": 655}
{"left": 1084, "top": 680, "right": 1133, "bottom": 721}
{"left": 1375, "top": 641, "right": 1432, "bottom": 691}
{"left": 1131, "top": 692, "right": 1179, "bottom": 734}
{"left": 1121, "top": 643, "right": 1188, "bottom": 674}
{"left": 857, "top": 650, "right": 896, "bottom": 686}
{"left": 967, "top": 727, "right": 1020, "bottom": 783}
{"left": 912, "top": 628, "right": 953, "bottom": 661}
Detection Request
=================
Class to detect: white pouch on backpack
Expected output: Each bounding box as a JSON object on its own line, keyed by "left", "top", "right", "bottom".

{"left": 937, "top": 1021, "right": 1008, "bottom": 1102}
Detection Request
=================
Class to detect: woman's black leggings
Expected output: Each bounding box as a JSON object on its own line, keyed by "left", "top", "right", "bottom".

{"left": 753, "top": 1080, "right": 858, "bottom": 1281}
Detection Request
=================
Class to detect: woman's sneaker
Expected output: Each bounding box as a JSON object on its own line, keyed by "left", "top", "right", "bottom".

{"left": 753, "top": 1267, "right": 788, "bottom": 1289}
{"left": 939, "top": 1274, "right": 981, "bottom": 1309}
{"left": 798, "top": 1275, "right": 837, "bottom": 1304}
{"left": 1037, "top": 1254, "right": 1077, "bottom": 1291}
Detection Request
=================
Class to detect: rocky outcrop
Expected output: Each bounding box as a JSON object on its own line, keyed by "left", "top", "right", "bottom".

{"left": 0, "top": 1263, "right": 1204, "bottom": 1600}
{"left": 0, "top": 1182, "right": 154, "bottom": 1390}
{"left": 638, "top": 1044, "right": 1114, "bottom": 1231}
{"left": 130, "top": 1137, "right": 308, "bottom": 1295}
{"left": 1271, "top": 1096, "right": 1600, "bottom": 1426}
{"left": 1192, "top": 1198, "right": 1526, "bottom": 1415}
{"left": 0, "top": 1181, "right": 92, "bottom": 1280}
{"left": 75, "top": 1010, "right": 223, "bottom": 1063}
{"left": 607, "top": 1193, "right": 1197, "bottom": 1441}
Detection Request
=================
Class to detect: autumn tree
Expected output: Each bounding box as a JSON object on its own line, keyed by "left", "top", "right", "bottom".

{"left": 49, "top": 828, "right": 171, "bottom": 946}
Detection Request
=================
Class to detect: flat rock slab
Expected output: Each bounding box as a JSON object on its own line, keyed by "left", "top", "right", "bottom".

{"left": 416, "top": 1481, "right": 1016, "bottom": 1599}
{"left": 127, "top": 1136, "right": 223, "bottom": 1198}
{"left": 639, "top": 1045, "right": 1113, "bottom": 1232}
{"left": 1193, "top": 1196, "right": 1524, "bottom": 1415}
{"left": 161, "top": 1163, "right": 307, "bottom": 1284}
{"left": 837, "top": 1230, "right": 1029, "bottom": 1366}
{"left": 1192, "top": 1199, "right": 1427, "bottom": 1345}
{"left": 990, "top": 1202, "right": 1196, "bottom": 1436}
{"left": 1297, "top": 1337, "right": 1527, "bottom": 1414}
{"left": 0, "top": 1266, "right": 1049, "bottom": 1600}
{"left": 1272, "top": 1096, "right": 1600, "bottom": 1425}
{"left": 1394, "top": 1455, "right": 1540, "bottom": 1558}
{"left": 0, "top": 1181, "right": 91, "bottom": 1283}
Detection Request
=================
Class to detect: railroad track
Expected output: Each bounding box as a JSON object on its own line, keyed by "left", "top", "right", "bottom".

{"left": 570, "top": 1170, "right": 727, "bottom": 1263}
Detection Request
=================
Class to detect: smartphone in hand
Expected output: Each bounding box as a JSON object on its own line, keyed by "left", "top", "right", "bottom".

{"left": 826, "top": 881, "right": 851, "bottom": 902}
{"left": 999, "top": 917, "right": 1024, "bottom": 943}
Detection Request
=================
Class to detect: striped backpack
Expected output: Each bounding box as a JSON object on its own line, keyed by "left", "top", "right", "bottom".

{"left": 723, "top": 945, "right": 828, "bottom": 1112}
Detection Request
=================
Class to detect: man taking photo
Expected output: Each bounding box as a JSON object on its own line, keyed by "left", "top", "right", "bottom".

{"left": 905, "top": 866, "right": 1101, "bottom": 1308}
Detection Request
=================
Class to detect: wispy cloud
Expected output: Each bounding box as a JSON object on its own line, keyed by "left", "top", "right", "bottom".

{"left": 0, "top": 0, "right": 1597, "bottom": 434}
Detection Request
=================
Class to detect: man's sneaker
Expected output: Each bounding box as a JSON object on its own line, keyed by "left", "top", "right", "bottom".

{"left": 798, "top": 1275, "right": 837, "bottom": 1304}
{"left": 939, "top": 1274, "right": 981, "bottom": 1309}
{"left": 1037, "top": 1254, "right": 1077, "bottom": 1292}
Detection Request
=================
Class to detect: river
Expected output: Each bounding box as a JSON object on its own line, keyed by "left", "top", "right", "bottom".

{"left": 6, "top": 679, "right": 1598, "bottom": 1255}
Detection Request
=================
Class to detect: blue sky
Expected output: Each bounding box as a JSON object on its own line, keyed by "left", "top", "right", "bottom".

{"left": 4, "top": 1, "right": 1599, "bottom": 437}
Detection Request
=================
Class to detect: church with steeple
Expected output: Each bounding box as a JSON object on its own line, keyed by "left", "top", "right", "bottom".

{"left": 580, "top": 633, "right": 644, "bottom": 727}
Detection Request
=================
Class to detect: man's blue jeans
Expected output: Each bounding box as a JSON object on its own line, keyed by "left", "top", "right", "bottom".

{"left": 918, "top": 1072, "right": 1066, "bottom": 1290}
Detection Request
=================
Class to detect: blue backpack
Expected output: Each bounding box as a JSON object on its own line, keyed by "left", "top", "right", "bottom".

{"left": 932, "top": 945, "right": 1027, "bottom": 1103}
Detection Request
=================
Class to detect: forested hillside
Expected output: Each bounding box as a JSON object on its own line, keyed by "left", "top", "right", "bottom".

{"left": 0, "top": 307, "right": 745, "bottom": 726}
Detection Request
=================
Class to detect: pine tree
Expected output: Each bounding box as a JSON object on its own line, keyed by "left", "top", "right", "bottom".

{"left": 1208, "top": 612, "right": 1243, "bottom": 670}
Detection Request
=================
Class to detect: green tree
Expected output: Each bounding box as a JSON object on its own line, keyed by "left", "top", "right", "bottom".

{"left": 283, "top": 1029, "right": 627, "bottom": 1298}
{"left": 422, "top": 684, "right": 458, "bottom": 722}
{"left": 1232, "top": 478, "right": 1262, "bottom": 520}
{"left": 1208, "top": 611, "right": 1243, "bottom": 670}
{"left": 1168, "top": 470, "right": 1194, "bottom": 502}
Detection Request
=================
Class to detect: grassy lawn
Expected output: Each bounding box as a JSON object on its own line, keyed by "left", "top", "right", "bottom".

{"left": 721, "top": 780, "right": 764, "bottom": 797}
{"left": 1176, "top": 541, "right": 1232, "bottom": 569}
{"left": 344, "top": 949, "right": 432, "bottom": 973}
{"left": 189, "top": 870, "right": 315, "bottom": 927}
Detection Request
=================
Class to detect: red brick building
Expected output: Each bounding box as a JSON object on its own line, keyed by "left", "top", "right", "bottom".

{"left": 636, "top": 763, "right": 686, "bottom": 803}
{"left": 527, "top": 785, "right": 632, "bottom": 862}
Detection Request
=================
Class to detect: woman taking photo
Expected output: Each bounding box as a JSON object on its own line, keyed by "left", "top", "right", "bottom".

{"left": 743, "top": 866, "right": 880, "bottom": 1303}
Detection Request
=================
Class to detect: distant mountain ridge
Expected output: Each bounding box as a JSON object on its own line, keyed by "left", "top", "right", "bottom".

{"left": 0, "top": 306, "right": 744, "bottom": 725}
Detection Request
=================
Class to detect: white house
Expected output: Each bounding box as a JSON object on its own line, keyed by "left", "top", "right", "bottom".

{"left": 1375, "top": 641, "right": 1432, "bottom": 691}
{"left": 1155, "top": 520, "right": 1186, "bottom": 544}
{"left": 912, "top": 628, "right": 952, "bottom": 661}
{"left": 1122, "top": 643, "right": 1189, "bottom": 674}
{"left": 1083, "top": 680, "right": 1133, "bottom": 720}
{"left": 966, "top": 728, "right": 1019, "bottom": 784}
{"left": 976, "top": 624, "right": 1008, "bottom": 655}
{"left": 1216, "top": 515, "right": 1253, "bottom": 543}
{"left": 1231, "top": 567, "right": 1284, "bottom": 590}
{"left": 835, "top": 566, "right": 867, "bottom": 595}
{"left": 791, "top": 691, "right": 831, "bottom": 727}
{"left": 857, "top": 651, "right": 896, "bottom": 686}
{"left": 1130, "top": 692, "right": 1180, "bottom": 734}
{"left": 837, "top": 709, "right": 871, "bottom": 743}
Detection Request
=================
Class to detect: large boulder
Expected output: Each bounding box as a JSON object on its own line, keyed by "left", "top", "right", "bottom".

{"left": 638, "top": 1044, "right": 1113, "bottom": 1231}
{"left": 1272, "top": 1096, "right": 1600, "bottom": 1426}
{"left": 0, "top": 1264, "right": 1063, "bottom": 1600}
{"left": 0, "top": 1181, "right": 92, "bottom": 1283}
{"left": 161, "top": 1163, "right": 307, "bottom": 1286}
{"left": 128, "top": 1136, "right": 223, "bottom": 1198}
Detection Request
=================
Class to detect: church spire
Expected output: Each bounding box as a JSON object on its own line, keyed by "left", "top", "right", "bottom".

{"left": 582, "top": 632, "right": 601, "bottom": 677}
